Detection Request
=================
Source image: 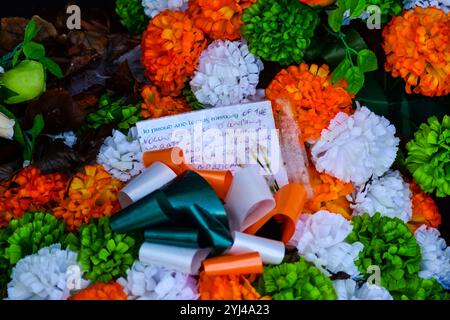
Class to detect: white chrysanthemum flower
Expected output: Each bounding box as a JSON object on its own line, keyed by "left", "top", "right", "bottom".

{"left": 333, "top": 279, "right": 393, "bottom": 300}
{"left": 7, "top": 244, "right": 88, "bottom": 300}
{"left": 0, "top": 111, "right": 15, "bottom": 140}
{"left": 403, "top": 0, "right": 450, "bottom": 13}
{"left": 190, "top": 40, "right": 264, "bottom": 108}
{"left": 350, "top": 170, "right": 412, "bottom": 222}
{"left": 117, "top": 261, "right": 198, "bottom": 300}
{"left": 415, "top": 225, "right": 450, "bottom": 289}
{"left": 291, "top": 210, "right": 363, "bottom": 277}
{"left": 47, "top": 131, "right": 77, "bottom": 148}
{"left": 97, "top": 127, "right": 144, "bottom": 182}
{"left": 142, "top": 0, "right": 188, "bottom": 18}
{"left": 0, "top": 66, "right": 4, "bottom": 73}
{"left": 311, "top": 106, "right": 399, "bottom": 186}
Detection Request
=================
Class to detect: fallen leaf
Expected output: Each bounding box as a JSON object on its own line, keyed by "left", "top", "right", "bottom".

{"left": 0, "top": 160, "right": 21, "bottom": 182}
{"left": 107, "top": 61, "right": 139, "bottom": 98}
{"left": 24, "top": 88, "right": 85, "bottom": 134}
{"left": 72, "top": 85, "right": 104, "bottom": 112}
{"left": 0, "top": 15, "right": 57, "bottom": 53}
{"left": 74, "top": 123, "right": 115, "bottom": 164}
{"left": 33, "top": 136, "right": 83, "bottom": 174}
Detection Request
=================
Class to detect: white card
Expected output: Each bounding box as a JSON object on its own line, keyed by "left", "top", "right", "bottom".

{"left": 136, "top": 101, "right": 288, "bottom": 186}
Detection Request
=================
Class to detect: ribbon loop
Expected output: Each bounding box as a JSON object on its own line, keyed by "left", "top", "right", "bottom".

{"left": 110, "top": 170, "right": 233, "bottom": 252}
{"left": 202, "top": 252, "right": 263, "bottom": 276}
{"left": 142, "top": 147, "right": 233, "bottom": 201}
{"left": 245, "top": 183, "right": 307, "bottom": 243}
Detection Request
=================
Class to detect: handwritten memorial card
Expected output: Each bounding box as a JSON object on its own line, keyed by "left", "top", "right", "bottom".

{"left": 136, "top": 101, "right": 288, "bottom": 185}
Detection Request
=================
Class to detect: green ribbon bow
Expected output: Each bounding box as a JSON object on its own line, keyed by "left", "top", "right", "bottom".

{"left": 110, "top": 170, "right": 233, "bottom": 253}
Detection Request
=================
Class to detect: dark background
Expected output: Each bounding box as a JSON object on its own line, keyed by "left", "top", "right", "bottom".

{"left": 1, "top": 1, "right": 114, "bottom": 19}
{"left": 1, "top": 0, "right": 449, "bottom": 243}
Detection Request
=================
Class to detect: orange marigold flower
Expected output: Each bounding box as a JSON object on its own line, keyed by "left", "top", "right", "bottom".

{"left": 68, "top": 282, "right": 127, "bottom": 300}
{"left": 0, "top": 166, "right": 69, "bottom": 228}
{"left": 141, "top": 10, "right": 207, "bottom": 96}
{"left": 188, "top": 0, "right": 255, "bottom": 40}
{"left": 299, "top": 0, "right": 336, "bottom": 6}
{"left": 382, "top": 7, "right": 450, "bottom": 97}
{"left": 198, "top": 272, "right": 264, "bottom": 300}
{"left": 408, "top": 180, "right": 441, "bottom": 232}
{"left": 266, "top": 64, "right": 354, "bottom": 143}
{"left": 140, "top": 85, "right": 192, "bottom": 119}
{"left": 52, "top": 165, "right": 123, "bottom": 231}
{"left": 305, "top": 166, "right": 354, "bottom": 220}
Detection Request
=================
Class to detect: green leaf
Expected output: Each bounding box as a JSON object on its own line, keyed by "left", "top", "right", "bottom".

{"left": 0, "top": 104, "right": 27, "bottom": 158}
{"left": 22, "top": 114, "right": 44, "bottom": 161}
{"left": 328, "top": 6, "right": 346, "bottom": 33}
{"left": 0, "top": 104, "right": 15, "bottom": 119}
{"left": 351, "top": 0, "right": 367, "bottom": 17}
{"left": 357, "top": 49, "right": 378, "bottom": 73}
{"left": 322, "top": 29, "right": 368, "bottom": 68}
{"left": 0, "top": 85, "right": 20, "bottom": 101}
{"left": 30, "top": 114, "right": 44, "bottom": 139}
{"left": 343, "top": 66, "right": 365, "bottom": 94}
{"left": 331, "top": 58, "right": 351, "bottom": 84}
{"left": 24, "top": 20, "right": 39, "bottom": 43}
{"left": 12, "top": 49, "right": 22, "bottom": 67}
{"left": 40, "top": 57, "right": 63, "bottom": 79}
{"left": 23, "top": 42, "right": 46, "bottom": 60}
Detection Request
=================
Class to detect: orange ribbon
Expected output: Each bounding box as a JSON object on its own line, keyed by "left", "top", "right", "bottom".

{"left": 244, "top": 183, "right": 307, "bottom": 243}
{"left": 202, "top": 252, "right": 263, "bottom": 276}
{"left": 143, "top": 148, "right": 306, "bottom": 243}
{"left": 143, "top": 147, "right": 233, "bottom": 200}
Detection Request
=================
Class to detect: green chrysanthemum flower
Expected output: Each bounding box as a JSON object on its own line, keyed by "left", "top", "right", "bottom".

{"left": 256, "top": 257, "right": 336, "bottom": 300}
{"left": 115, "top": 0, "right": 149, "bottom": 34}
{"left": 0, "top": 212, "right": 67, "bottom": 268}
{"left": 182, "top": 83, "right": 205, "bottom": 111}
{"left": 0, "top": 212, "right": 69, "bottom": 299}
{"left": 395, "top": 276, "right": 450, "bottom": 300}
{"left": 405, "top": 115, "right": 450, "bottom": 197}
{"left": 242, "top": 0, "right": 320, "bottom": 65}
{"left": 81, "top": 94, "right": 142, "bottom": 134}
{"left": 346, "top": 212, "right": 424, "bottom": 297}
{"left": 68, "top": 217, "right": 142, "bottom": 283}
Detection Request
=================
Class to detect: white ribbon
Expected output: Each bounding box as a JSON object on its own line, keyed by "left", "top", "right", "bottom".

{"left": 224, "top": 166, "right": 276, "bottom": 231}
{"left": 118, "top": 161, "right": 178, "bottom": 208}
{"left": 227, "top": 231, "right": 285, "bottom": 264}
{"left": 139, "top": 242, "right": 212, "bottom": 275}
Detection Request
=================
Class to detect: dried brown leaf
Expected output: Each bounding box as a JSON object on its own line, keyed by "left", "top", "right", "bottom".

{"left": 24, "top": 88, "right": 85, "bottom": 134}
{"left": 34, "top": 136, "right": 83, "bottom": 175}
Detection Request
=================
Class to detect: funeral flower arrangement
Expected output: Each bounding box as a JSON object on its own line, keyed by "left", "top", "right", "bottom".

{"left": 0, "top": 0, "right": 449, "bottom": 300}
